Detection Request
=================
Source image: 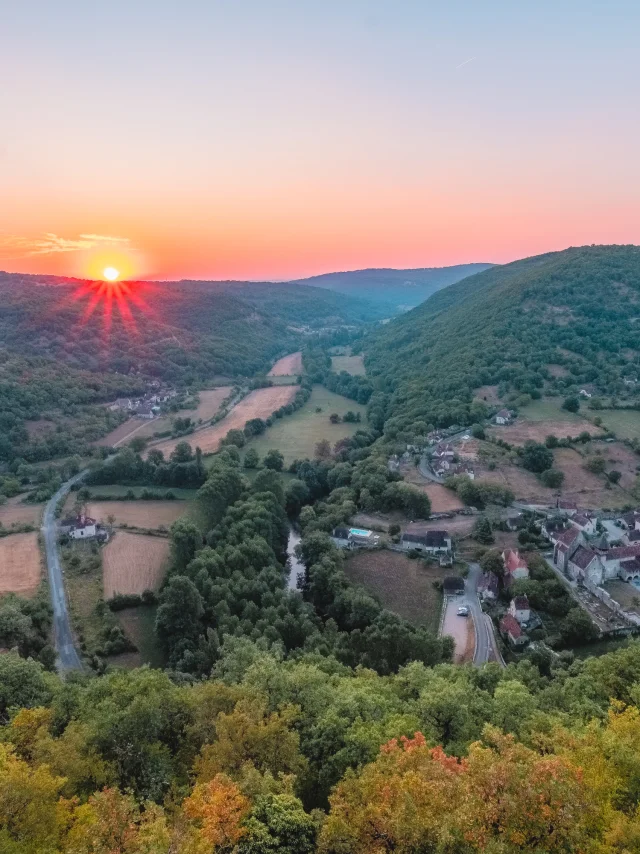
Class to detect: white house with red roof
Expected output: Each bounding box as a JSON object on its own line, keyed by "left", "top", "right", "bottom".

{"left": 499, "top": 613, "right": 527, "bottom": 646}
{"left": 571, "top": 513, "right": 597, "bottom": 536}
{"left": 502, "top": 549, "right": 529, "bottom": 584}
{"left": 59, "top": 513, "right": 97, "bottom": 540}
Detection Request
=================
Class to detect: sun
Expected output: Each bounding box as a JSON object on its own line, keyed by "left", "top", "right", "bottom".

{"left": 103, "top": 266, "right": 119, "bottom": 281}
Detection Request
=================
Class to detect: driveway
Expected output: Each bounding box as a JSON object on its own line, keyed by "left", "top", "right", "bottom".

{"left": 42, "top": 472, "right": 86, "bottom": 671}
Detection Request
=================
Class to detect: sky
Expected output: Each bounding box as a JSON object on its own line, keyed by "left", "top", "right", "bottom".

{"left": 2, "top": 0, "right": 640, "bottom": 281}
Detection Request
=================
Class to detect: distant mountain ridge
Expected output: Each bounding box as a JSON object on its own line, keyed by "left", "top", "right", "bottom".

{"left": 293, "top": 264, "right": 493, "bottom": 311}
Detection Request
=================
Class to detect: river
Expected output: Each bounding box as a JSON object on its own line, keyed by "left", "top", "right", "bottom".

{"left": 286, "top": 528, "right": 304, "bottom": 591}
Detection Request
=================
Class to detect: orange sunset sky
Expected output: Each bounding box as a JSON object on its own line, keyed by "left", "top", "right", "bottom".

{"left": 2, "top": 1, "right": 639, "bottom": 281}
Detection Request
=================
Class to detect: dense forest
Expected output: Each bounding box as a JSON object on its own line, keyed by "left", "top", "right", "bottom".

{"left": 3, "top": 636, "right": 640, "bottom": 851}
{"left": 364, "top": 245, "right": 640, "bottom": 435}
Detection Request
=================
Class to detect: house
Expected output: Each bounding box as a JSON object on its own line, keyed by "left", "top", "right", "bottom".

{"left": 557, "top": 499, "right": 578, "bottom": 517}
{"left": 599, "top": 543, "right": 640, "bottom": 582}
{"left": 443, "top": 576, "right": 465, "bottom": 595}
{"left": 478, "top": 571, "right": 499, "bottom": 601}
{"left": 60, "top": 513, "right": 98, "bottom": 540}
{"left": 494, "top": 409, "right": 512, "bottom": 425}
{"left": 567, "top": 546, "right": 602, "bottom": 583}
{"left": 509, "top": 595, "right": 530, "bottom": 624}
{"left": 400, "top": 527, "right": 452, "bottom": 555}
{"left": 553, "top": 526, "right": 584, "bottom": 572}
{"left": 500, "top": 613, "right": 527, "bottom": 646}
{"left": 541, "top": 517, "right": 567, "bottom": 544}
{"left": 619, "top": 557, "right": 640, "bottom": 582}
{"left": 571, "top": 513, "right": 597, "bottom": 536}
{"left": 109, "top": 397, "right": 133, "bottom": 412}
{"left": 135, "top": 403, "right": 156, "bottom": 419}
{"left": 502, "top": 549, "right": 529, "bottom": 582}
{"left": 618, "top": 511, "right": 640, "bottom": 531}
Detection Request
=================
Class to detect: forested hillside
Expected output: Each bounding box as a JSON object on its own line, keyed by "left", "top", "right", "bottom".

{"left": 364, "top": 245, "right": 640, "bottom": 433}
{"left": 296, "top": 263, "right": 493, "bottom": 311}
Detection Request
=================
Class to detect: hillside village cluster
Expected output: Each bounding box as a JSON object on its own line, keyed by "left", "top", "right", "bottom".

{"left": 108, "top": 385, "right": 177, "bottom": 420}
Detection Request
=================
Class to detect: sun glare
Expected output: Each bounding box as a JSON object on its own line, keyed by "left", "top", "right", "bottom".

{"left": 103, "top": 266, "right": 119, "bottom": 281}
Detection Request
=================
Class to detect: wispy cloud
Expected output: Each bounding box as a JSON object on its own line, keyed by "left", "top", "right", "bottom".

{"left": 455, "top": 57, "right": 476, "bottom": 70}
{"left": 0, "top": 232, "right": 132, "bottom": 259}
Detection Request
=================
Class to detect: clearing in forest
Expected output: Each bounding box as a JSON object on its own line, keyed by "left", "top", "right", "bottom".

{"left": 331, "top": 354, "right": 366, "bottom": 375}
{"left": 241, "top": 385, "right": 366, "bottom": 465}
{"left": 88, "top": 500, "right": 189, "bottom": 530}
{"left": 0, "top": 533, "right": 41, "bottom": 596}
{"left": 344, "top": 550, "right": 447, "bottom": 632}
{"left": 268, "top": 352, "right": 302, "bottom": 376}
{"left": 102, "top": 531, "right": 170, "bottom": 598}
{"left": 150, "top": 386, "right": 300, "bottom": 458}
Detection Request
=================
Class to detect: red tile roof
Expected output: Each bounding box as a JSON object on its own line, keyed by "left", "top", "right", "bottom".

{"left": 500, "top": 614, "right": 522, "bottom": 639}
{"left": 556, "top": 527, "right": 581, "bottom": 547}
{"left": 569, "top": 546, "right": 599, "bottom": 571}
{"left": 605, "top": 544, "right": 640, "bottom": 561}
{"left": 502, "top": 549, "right": 528, "bottom": 574}
{"left": 513, "top": 595, "right": 529, "bottom": 609}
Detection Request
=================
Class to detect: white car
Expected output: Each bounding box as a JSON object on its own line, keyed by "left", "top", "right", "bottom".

{"left": 457, "top": 606, "right": 469, "bottom": 616}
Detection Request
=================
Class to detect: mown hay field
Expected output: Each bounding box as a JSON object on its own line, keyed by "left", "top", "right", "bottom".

{"left": 149, "top": 386, "right": 300, "bottom": 458}
{"left": 102, "top": 532, "right": 170, "bottom": 598}
{"left": 0, "top": 533, "right": 41, "bottom": 596}
{"left": 88, "top": 500, "right": 189, "bottom": 530}
{"left": 268, "top": 352, "right": 302, "bottom": 376}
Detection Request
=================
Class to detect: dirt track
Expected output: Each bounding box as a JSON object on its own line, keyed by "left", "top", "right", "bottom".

{"left": 149, "top": 385, "right": 299, "bottom": 457}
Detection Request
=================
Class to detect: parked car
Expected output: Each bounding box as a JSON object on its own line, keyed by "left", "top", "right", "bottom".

{"left": 457, "top": 606, "right": 469, "bottom": 616}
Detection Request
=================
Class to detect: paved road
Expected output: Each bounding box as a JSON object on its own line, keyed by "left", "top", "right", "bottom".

{"left": 42, "top": 471, "right": 86, "bottom": 671}
{"left": 441, "top": 562, "right": 504, "bottom": 667}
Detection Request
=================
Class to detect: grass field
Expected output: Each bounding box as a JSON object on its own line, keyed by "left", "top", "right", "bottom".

{"left": 88, "top": 500, "right": 189, "bottom": 530}
{"left": 598, "top": 409, "right": 640, "bottom": 441}
{"left": 331, "top": 354, "right": 366, "bottom": 375}
{"left": 0, "top": 533, "right": 41, "bottom": 596}
{"left": 102, "top": 532, "right": 170, "bottom": 598}
{"left": 489, "top": 398, "right": 602, "bottom": 445}
{"left": 149, "top": 385, "right": 300, "bottom": 458}
{"left": 268, "top": 352, "right": 302, "bottom": 376}
{"left": 240, "top": 385, "right": 367, "bottom": 465}
{"left": 112, "top": 606, "right": 164, "bottom": 669}
{"left": 344, "top": 550, "right": 446, "bottom": 632}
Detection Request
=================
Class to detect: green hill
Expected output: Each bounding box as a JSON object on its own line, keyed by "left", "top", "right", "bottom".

{"left": 364, "top": 245, "right": 640, "bottom": 433}
{"left": 294, "top": 264, "right": 493, "bottom": 312}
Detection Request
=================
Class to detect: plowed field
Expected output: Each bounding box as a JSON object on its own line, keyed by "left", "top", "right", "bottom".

{"left": 102, "top": 532, "right": 170, "bottom": 598}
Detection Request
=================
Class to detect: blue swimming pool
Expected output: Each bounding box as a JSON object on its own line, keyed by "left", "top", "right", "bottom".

{"left": 349, "top": 528, "right": 371, "bottom": 537}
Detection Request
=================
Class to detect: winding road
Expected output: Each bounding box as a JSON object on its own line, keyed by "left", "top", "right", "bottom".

{"left": 42, "top": 471, "right": 86, "bottom": 671}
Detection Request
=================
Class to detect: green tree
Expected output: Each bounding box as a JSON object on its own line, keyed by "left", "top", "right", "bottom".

{"left": 540, "top": 468, "right": 564, "bottom": 488}
{"left": 244, "top": 448, "right": 260, "bottom": 469}
{"left": 563, "top": 396, "right": 580, "bottom": 413}
{"left": 170, "top": 518, "right": 202, "bottom": 571}
{"left": 170, "top": 441, "right": 193, "bottom": 464}
{"left": 224, "top": 429, "right": 246, "bottom": 448}
{"left": 520, "top": 441, "right": 553, "bottom": 473}
{"left": 472, "top": 516, "right": 494, "bottom": 544}
{"left": 263, "top": 449, "right": 284, "bottom": 472}
{"left": 239, "top": 794, "right": 316, "bottom": 854}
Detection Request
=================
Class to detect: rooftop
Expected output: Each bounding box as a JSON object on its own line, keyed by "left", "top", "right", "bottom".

{"left": 500, "top": 614, "right": 522, "bottom": 639}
